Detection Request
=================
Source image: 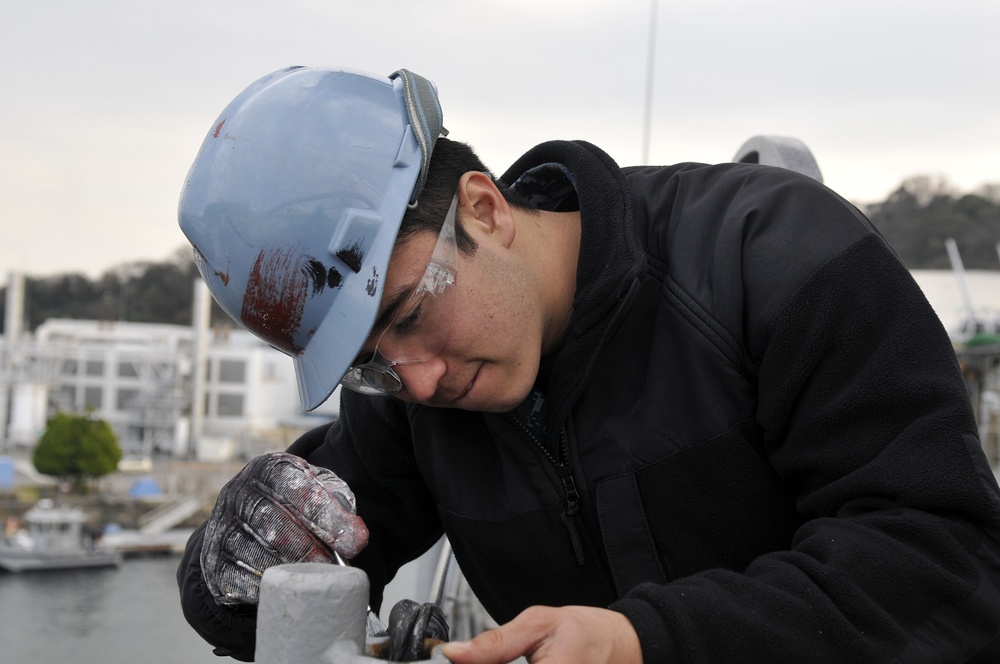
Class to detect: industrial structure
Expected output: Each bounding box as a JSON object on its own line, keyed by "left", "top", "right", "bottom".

{"left": 0, "top": 273, "right": 336, "bottom": 462}
{"left": 0, "top": 264, "right": 997, "bottom": 468}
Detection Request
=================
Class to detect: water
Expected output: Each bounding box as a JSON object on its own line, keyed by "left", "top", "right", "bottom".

{"left": 0, "top": 540, "right": 465, "bottom": 663}
{"left": 0, "top": 557, "right": 222, "bottom": 664}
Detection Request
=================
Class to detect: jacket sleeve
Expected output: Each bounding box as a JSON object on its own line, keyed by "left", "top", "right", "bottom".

{"left": 176, "top": 521, "right": 258, "bottom": 662}
{"left": 177, "top": 392, "right": 442, "bottom": 660}
{"left": 288, "top": 390, "right": 444, "bottom": 614}
{"left": 613, "top": 166, "right": 1000, "bottom": 662}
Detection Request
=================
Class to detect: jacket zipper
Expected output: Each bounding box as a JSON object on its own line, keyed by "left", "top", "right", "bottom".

{"left": 509, "top": 417, "right": 587, "bottom": 566}
{"left": 558, "top": 463, "right": 586, "bottom": 565}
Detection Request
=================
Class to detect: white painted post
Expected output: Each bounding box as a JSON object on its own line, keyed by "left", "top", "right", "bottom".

{"left": 256, "top": 563, "right": 369, "bottom": 664}
{"left": 256, "top": 562, "right": 453, "bottom": 663}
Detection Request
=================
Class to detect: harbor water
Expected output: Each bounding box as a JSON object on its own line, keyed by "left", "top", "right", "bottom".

{"left": 0, "top": 556, "right": 222, "bottom": 664}
{"left": 0, "top": 544, "right": 437, "bottom": 664}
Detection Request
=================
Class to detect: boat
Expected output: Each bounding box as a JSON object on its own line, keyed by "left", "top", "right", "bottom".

{"left": 0, "top": 499, "right": 122, "bottom": 572}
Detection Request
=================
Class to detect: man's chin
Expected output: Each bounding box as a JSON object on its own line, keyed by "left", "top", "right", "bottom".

{"left": 427, "top": 385, "right": 531, "bottom": 414}
{"left": 409, "top": 365, "right": 536, "bottom": 413}
{"left": 481, "top": 385, "right": 535, "bottom": 414}
{"left": 425, "top": 397, "right": 521, "bottom": 413}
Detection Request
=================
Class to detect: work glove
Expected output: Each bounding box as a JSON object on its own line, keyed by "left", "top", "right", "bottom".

{"left": 200, "top": 451, "right": 369, "bottom": 606}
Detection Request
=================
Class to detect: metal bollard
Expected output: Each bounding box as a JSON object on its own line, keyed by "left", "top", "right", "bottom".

{"left": 256, "top": 562, "right": 451, "bottom": 663}
{"left": 732, "top": 135, "right": 824, "bottom": 183}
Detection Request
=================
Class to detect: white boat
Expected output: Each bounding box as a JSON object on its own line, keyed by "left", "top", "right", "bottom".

{"left": 0, "top": 499, "right": 122, "bottom": 572}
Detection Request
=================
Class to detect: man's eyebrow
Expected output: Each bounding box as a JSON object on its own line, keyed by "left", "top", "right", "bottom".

{"left": 350, "top": 283, "right": 415, "bottom": 367}
{"left": 372, "top": 283, "right": 415, "bottom": 334}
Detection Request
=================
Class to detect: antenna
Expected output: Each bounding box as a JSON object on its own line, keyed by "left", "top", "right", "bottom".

{"left": 641, "top": 0, "right": 658, "bottom": 164}
{"left": 945, "top": 237, "right": 979, "bottom": 333}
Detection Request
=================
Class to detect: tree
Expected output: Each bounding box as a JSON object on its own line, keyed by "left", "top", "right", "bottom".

{"left": 0, "top": 245, "right": 232, "bottom": 332}
{"left": 866, "top": 176, "right": 1000, "bottom": 270}
{"left": 33, "top": 412, "right": 123, "bottom": 492}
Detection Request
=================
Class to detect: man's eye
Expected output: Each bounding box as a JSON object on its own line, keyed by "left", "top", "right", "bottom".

{"left": 394, "top": 302, "right": 423, "bottom": 335}
{"left": 351, "top": 351, "right": 373, "bottom": 368}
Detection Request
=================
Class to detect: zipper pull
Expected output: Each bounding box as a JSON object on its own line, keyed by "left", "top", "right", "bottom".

{"left": 559, "top": 472, "right": 586, "bottom": 566}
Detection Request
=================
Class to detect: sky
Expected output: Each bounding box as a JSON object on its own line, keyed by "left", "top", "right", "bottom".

{"left": 1, "top": 0, "right": 997, "bottom": 279}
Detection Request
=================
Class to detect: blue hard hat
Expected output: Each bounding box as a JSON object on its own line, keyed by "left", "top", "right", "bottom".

{"left": 178, "top": 67, "right": 445, "bottom": 410}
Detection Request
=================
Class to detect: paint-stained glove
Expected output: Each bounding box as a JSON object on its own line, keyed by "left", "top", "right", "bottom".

{"left": 200, "top": 451, "right": 369, "bottom": 606}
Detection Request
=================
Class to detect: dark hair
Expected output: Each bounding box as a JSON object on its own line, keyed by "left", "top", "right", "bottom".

{"left": 397, "top": 138, "right": 536, "bottom": 255}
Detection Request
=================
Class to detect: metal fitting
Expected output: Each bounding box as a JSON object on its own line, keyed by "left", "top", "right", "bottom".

{"left": 256, "top": 562, "right": 451, "bottom": 663}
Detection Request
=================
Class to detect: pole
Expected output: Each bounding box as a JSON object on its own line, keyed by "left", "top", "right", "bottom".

{"left": 189, "top": 279, "right": 211, "bottom": 459}
{"left": 945, "top": 238, "right": 978, "bottom": 332}
{"left": 641, "top": 0, "right": 659, "bottom": 165}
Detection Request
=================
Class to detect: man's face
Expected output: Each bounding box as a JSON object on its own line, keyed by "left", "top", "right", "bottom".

{"left": 362, "top": 218, "right": 544, "bottom": 413}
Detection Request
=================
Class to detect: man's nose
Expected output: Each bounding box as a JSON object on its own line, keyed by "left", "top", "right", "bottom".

{"left": 394, "top": 358, "right": 447, "bottom": 403}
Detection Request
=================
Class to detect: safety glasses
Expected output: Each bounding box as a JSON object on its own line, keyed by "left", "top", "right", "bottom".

{"left": 340, "top": 195, "right": 459, "bottom": 395}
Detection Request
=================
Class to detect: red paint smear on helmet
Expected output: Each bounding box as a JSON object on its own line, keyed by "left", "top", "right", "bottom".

{"left": 215, "top": 270, "right": 230, "bottom": 286}
{"left": 241, "top": 247, "right": 307, "bottom": 354}
{"left": 213, "top": 119, "right": 226, "bottom": 138}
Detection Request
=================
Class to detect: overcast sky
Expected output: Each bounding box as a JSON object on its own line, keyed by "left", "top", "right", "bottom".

{"left": 2, "top": 0, "right": 997, "bottom": 279}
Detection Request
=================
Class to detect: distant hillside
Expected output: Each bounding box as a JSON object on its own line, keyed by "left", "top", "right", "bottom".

{"left": 1, "top": 247, "right": 229, "bottom": 332}
{"left": 1, "top": 176, "right": 997, "bottom": 332}
{"left": 864, "top": 176, "right": 1000, "bottom": 271}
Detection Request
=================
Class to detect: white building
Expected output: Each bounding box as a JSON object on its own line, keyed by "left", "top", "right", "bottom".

{"left": 910, "top": 270, "right": 1000, "bottom": 340}
{"left": 0, "top": 276, "right": 337, "bottom": 461}
{"left": 2, "top": 269, "right": 998, "bottom": 464}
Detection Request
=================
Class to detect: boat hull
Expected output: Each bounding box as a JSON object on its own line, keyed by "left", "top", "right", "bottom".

{"left": 0, "top": 547, "right": 122, "bottom": 573}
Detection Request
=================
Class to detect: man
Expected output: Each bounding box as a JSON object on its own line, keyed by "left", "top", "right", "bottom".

{"left": 177, "top": 67, "right": 1000, "bottom": 662}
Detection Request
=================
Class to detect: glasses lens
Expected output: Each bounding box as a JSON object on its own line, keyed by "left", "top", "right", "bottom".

{"left": 340, "top": 195, "right": 460, "bottom": 396}
{"left": 375, "top": 264, "right": 455, "bottom": 363}
{"left": 341, "top": 363, "right": 403, "bottom": 395}
{"left": 372, "top": 195, "right": 458, "bottom": 364}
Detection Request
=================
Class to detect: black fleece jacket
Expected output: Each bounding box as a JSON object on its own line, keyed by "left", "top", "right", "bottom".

{"left": 179, "top": 140, "right": 1000, "bottom": 662}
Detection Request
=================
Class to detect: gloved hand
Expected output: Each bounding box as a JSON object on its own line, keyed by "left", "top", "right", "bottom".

{"left": 200, "top": 452, "right": 369, "bottom": 606}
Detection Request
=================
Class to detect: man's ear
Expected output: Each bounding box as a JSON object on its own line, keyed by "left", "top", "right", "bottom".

{"left": 458, "top": 171, "right": 516, "bottom": 248}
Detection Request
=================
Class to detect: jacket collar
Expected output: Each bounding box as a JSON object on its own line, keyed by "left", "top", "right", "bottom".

{"left": 501, "top": 140, "right": 645, "bottom": 430}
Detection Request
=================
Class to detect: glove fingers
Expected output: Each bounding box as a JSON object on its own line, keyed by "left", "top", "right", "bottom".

{"left": 203, "top": 519, "right": 284, "bottom": 605}
{"left": 200, "top": 452, "right": 370, "bottom": 607}
{"left": 307, "top": 463, "right": 370, "bottom": 558}
{"left": 264, "top": 454, "right": 356, "bottom": 515}
{"left": 314, "top": 467, "right": 356, "bottom": 509}
{"left": 253, "top": 454, "right": 369, "bottom": 559}
{"left": 322, "top": 511, "right": 369, "bottom": 559}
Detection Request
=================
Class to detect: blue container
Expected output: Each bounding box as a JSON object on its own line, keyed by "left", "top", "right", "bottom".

{"left": 128, "top": 477, "right": 162, "bottom": 498}
{"left": 0, "top": 457, "right": 14, "bottom": 490}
